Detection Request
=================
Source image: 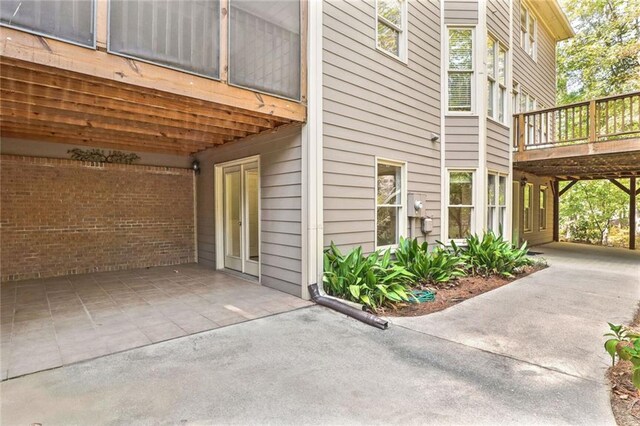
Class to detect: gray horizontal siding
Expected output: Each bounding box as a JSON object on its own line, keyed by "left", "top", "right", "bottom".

{"left": 323, "top": 0, "right": 442, "bottom": 254}
{"left": 444, "top": 0, "right": 478, "bottom": 25}
{"left": 486, "top": 119, "right": 510, "bottom": 173}
{"left": 488, "top": 0, "right": 510, "bottom": 45}
{"left": 445, "top": 116, "right": 479, "bottom": 168}
{"left": 512, "top": 0, "right": 557, "bottom": 107}
{"left": 195, "top": 127, "right": 302, "bottom": 297}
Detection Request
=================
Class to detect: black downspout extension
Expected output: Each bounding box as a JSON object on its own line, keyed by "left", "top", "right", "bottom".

{"left": 308, "top": 284, "right": 388, "bottom": 330}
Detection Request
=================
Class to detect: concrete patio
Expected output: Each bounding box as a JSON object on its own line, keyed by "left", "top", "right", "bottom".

{"left": 1, "top": 243, "right": 638, "bottom": 425}
{"left": 0, "top": 264, "right": 310, "bottom": 380}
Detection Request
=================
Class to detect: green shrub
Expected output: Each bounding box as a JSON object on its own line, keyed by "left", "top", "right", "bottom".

{"left": 451, "top": 232, "right": 533, "bottom": 277}
{"left": 323, "top": 243, "right": 414, "bottom": 310}
{"left": 604, "top": 323, "right": 640, "bottom": 390}
{"left": 394, "top": 237, "right": 465, "bottom": 284}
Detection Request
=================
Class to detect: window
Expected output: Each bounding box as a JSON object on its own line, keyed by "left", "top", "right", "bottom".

{"left": 448, "top": 171, "right": 474, "bottom": 240}
{"left": 523, "top": 183, "right": 533, "bottom": 232}
{"left": 109, "top": 0, "right": 220, "bottom": 79}
{"left": 539, "top": 185, "right": 547, "bottom": 230}
{"left": 230, "top": 0, "right": 301, "bottom": 100}
{"left": 376, "top": 160, "right": 406, "bottom": 248}
{"left": 487, "top": 173, "right": 508, "bottom": 234}
{"left": 487, "top": 36, "right": 507, "bottom": 123}
{"left": 520, "top": 5, "right": 536, "bottom": 59}
{"left": 512, "top": 82, "right": 520, "bottom": 113}
{"left": 376, "top": 0, "right": 407, "bottom": 60}
{"left": 1, "top": 0, "right": 95, "bottom": 47}
{"left": 447, "top": 28, "right": 474, "bottom": 112}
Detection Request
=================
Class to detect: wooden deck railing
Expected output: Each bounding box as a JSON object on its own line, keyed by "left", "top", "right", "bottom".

{"left": 513, "top": 91, "right": 640, "bottom": 151}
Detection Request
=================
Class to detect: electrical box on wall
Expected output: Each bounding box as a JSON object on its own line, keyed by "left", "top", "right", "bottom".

{"left": 407, "top": 192, "right": 428, "bottom": 218}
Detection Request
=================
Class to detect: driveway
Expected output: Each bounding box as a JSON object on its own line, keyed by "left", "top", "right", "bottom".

{"left": 1, "top": 243, "right": 638, "bottom": 425}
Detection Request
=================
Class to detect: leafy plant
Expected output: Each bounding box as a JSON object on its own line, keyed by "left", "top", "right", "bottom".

{"left": 394, "top": 237, "right": 465, "bottom": 284}
{"left": 604, "top": 323, "right": 640, "bottom": 389}
{"left": 451, "top": 232, "right": 533, "bottom": 277}
{"left": 323, "top": 242, "right": 414, "bottom": 310}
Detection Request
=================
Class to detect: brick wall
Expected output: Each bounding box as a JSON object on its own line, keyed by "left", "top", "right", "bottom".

{"left": 1, "top": 155, "right": 195, "bottom": 281}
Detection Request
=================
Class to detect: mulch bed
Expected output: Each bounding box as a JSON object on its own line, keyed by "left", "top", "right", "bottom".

{"left": 607, "top": 305, "right": 640, "bottom": 426}
{"left": 382, "top": 264, "right": 546, "bottom": 317}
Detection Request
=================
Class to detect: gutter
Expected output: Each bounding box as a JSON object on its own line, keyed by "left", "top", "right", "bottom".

{"left": 308, "top": 284, "right": 389, "bottom": 330}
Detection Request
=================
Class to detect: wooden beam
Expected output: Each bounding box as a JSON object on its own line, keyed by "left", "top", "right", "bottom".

{"left": 609, "top": 178, "right": 630, "bottom": 195}
{"left": 514, "top": 138, "right": 640, "bottom": 163}
{"left": 0, "top": 27, "right": 306, "bottom": 122}
{"left": 559, "top": 180, "right": 578, "bottom": 197}
{"left": 631, "top": 177, "right": 637, "bottom": 250}
{"left": 0, "top": 60, "right": 281, "bottom": 128}
{"left": 0, "top": 79, "right": 268, "bottom": 134}
{"left": 552, "top": 179, "right": 560, "bottom": 242}
{"left": 0, "top": 129, "right": 196, "bottom": 156}
{"left": 0, "top": 120, "right": 220, "bottom": 152}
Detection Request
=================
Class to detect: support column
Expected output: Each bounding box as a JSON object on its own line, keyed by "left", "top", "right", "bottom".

{"left": 552, "top": 179, "right": 560, "bottom": 242}
{"left": 630, "top": 177, "right": 636, "bottom": 250}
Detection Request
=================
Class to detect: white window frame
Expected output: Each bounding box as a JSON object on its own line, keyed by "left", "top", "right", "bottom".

{"left": 512, "top": 81, "right": 521, "bottom": 113}
{"left": 487, "top": 35, "right": 508, "bottom": 124}
{"left": 446, "top": 26, "right": 475, "bottom": 114}
{"left": 523, "top": 182, "right": 533, "bottom": 233}
{"left": 446, "top": 169, "right": 475, "bottom": 242}
{"left": 539, "top": 185, "right": 548, "bottom": 230}
{"left": 374, "top": 158, "right": 407, "bottom": 249}
{"left": 375, "top": 0, "right": 409, "bottom": 63}
{"left": 520, "top": 4, "right": 537, "bottom": 60}
{"left": 487, "top": 172, "right": 508, "bottom": 235}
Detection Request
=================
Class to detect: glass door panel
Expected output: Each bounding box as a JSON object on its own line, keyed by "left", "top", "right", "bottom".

{"left": 223, "top": 167, "right": 242, "bottom": 272}
{"left": 243, "top": 164, "right": 259, "bottom": 276}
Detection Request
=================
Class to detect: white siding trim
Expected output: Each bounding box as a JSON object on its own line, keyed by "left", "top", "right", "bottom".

{"left": 475, "top": 0, "right": 487, "bottom": 235}
{"left": 440, "top": 0, "right": 447, "bottom": 245}
{"left": 506, "top": 0, "right": 514, "bottom": 242}
{"left": 301, "top": 0, "right": 323, "bottom": 299}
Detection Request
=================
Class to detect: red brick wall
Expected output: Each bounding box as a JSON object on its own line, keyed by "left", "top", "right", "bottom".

{"left": 1, "top": 155, "right": 195, "bottom": 281}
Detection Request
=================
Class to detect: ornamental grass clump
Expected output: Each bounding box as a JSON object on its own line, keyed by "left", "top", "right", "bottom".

{"left": 451, "top": 232, "right": 533, "bottom": 277}
{"left": 394, "top": 237, "right": 465, "bottom": 284}
{"left": 323, "top": 242, "right": 414, "bottom": 310}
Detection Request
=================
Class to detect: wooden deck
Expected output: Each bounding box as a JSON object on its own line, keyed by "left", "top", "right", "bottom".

{"left": 513, "top": 92, "right": 640, "bottom": 179}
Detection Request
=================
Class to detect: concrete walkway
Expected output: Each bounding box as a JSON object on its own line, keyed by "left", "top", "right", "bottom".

{"left": 1, "top": 243, "right": 638, "bottom": 425}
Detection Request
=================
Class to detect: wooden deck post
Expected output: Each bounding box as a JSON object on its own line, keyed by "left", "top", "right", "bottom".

{"left": 630, "top": 176, "right": 637, "bottom": 250}
{"left": 552, "top": 179, "right": 560, "bottom": 242}
{"left": 517, "top": 114, "right": 526, "bottom": 152}
{"left": 588, "top": 100, "right": 597, "bottom": 143}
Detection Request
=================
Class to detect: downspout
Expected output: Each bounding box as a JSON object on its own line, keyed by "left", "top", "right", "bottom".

{"left": 305, "top": 0, "right": 388, "bottom": 330}
{"left": 308, "top": 284, "right": 389, "bottom": 330}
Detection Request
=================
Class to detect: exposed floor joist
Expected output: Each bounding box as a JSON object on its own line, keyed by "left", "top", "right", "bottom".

{"left": 0, "top": 56, "right": 303, "bottom": 155}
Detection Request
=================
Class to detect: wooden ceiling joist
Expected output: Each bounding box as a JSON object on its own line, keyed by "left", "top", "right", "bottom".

{"left": 0, "top": 41, "right": 305, "bottom": 155}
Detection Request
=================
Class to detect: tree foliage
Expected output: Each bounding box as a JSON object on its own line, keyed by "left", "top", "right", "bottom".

{"left": 559, "top": 180, "right": 629, "bottom": 246}
{"left": 557, "top": 0, "right": 640, "bottom": 104}
{"left": 556, "top": 0, "right": 640, "bottom": 247}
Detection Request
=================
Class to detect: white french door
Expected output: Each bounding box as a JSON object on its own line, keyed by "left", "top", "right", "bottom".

{"left": 218, "top": 158, "right": 260, "bottom": 277}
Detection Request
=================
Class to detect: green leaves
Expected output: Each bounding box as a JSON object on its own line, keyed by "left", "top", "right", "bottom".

{"left": 323, "top": 242, "right": 413, "bottom": 310}
{"left": 604, "top": 322, "right": 640, "bottom": 390}
{"left": 395, "top": 236, "right": 466, "bottom": 284}
{"left": 452, "top": 232, "right": 534, "bottom": 277}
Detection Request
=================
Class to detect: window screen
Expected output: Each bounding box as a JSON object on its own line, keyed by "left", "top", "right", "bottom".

{"left": 229, "top": 0, "right": 301, "bottom": 100}
{"left": 109, "top": 0, "right": 220, "bottom": 79}
{"left": 0, "top": 0, "right": 95, "bottom": 47}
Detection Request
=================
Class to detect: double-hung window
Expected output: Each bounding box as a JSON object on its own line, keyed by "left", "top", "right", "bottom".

{"left": 487, "top": 37, "right": 507, "bottom": 123}
{"left": 376, "top": 160, "right": 406, "bottom": 248}
{"left": 539, "top": 185, "right": 547, "bottom": 230}
{"left": 487, "top": 173, "right": 508, "bottom": 234}
{"left": 448, "top": 171, "right": 474, "bottom": 240}
{"left": 447, "top": 28, "right": 474, "bottom": 112}
{"left": 520, "top": 5, "right": 537, "bottom": 59}
{"left": 376, "top": 0, "right": 407, "bottom": 61}
{"left": 523, "top": 183, "right": 533, "bottom": 232}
